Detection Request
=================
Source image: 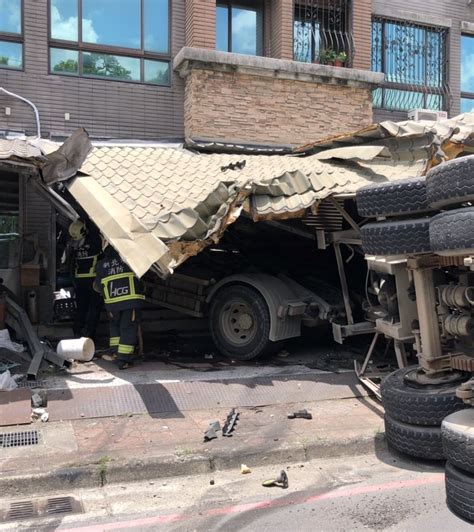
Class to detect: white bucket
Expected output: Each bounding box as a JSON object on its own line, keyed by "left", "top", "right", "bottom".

{"left": 57, "top": 337, "right": 95, "bottom": 362}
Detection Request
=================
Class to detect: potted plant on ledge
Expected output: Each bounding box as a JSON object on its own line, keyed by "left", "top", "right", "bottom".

{"left": 319, "top": 49, "right": 337, "bottom": 66}
{"left": 334, "top": 51, "right": 347, "bottom": 67}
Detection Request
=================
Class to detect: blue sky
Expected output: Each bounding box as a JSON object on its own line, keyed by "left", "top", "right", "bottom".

{"left": 51, "top": 0, "right": 168, "bottom": 52}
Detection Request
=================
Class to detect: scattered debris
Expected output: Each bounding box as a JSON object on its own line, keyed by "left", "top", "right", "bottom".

{"left": 287, "top": 409, "right": 312, "bottom": 420}
{"left": 277, "top": 350, "right": 290, "bottom": 358}
{"left": 240, "top": 464, "right": 251, "bottom": 474}
{"left": 204, "top": 420, "right": 221, "bottom": 442}
{"left": 0, "top": 358, "right": 20, "bottom": 373}
{"left": 210, "top": 479, "right": 215, "bottom": 485}
{"left": 31, "top": 392, "right": 43, "bottom": 408}
{"left": 262, "top": 470, "right": 289, "bottom": 489}
{"left": 222, "top": 408, "right": 239, "bottom": 437}
{"left": 31, "top": 407, "right": 49, "bottom": 422}
{"left": 0, "top": 370, "right": 18, "bottom": 391}
{"left": 0, "top": 329, "right": 25, "bottom": 352}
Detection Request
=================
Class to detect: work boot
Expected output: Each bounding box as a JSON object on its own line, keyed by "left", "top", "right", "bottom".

{"left": 118, "top": 359, "right": 134, "bottom": 370}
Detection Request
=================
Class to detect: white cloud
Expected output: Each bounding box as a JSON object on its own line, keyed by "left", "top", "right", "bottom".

{"left": 0, "top": 0, "right": 21, "bottom": 33}
{"left": 50, "top": 5, "right": 98, "bottom": 43}
{"left": 462, "top": 53, "right": 474, "bottom": 92}
{"left": 232, "top": 10, "right": 257, "bottom": 55}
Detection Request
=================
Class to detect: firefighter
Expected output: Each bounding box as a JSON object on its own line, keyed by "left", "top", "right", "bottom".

{"left": 69, "top": 220, "right": 103, "bottom": 340}
{"left": 94, "top": 243, "right": 145, "bottom": 370}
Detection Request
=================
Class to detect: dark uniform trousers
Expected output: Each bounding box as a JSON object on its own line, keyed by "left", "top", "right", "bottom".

{"left": 109, "top": 308, "right": 141, "bottom": 360}
{"left": 95, "top": 249, "right": 145, "bottom": 364}
{"left": 74, "top": 279, "right": 103, "bottom": 339}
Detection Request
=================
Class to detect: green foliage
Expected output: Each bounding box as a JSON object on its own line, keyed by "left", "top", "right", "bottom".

{"left": 319, "top": 48, "right": 337, "bottom": 64}
{"left": 0, "top": 56, "right": 9, "bottom": 65}
{"left": 83, "top": 54, "right": 132, "bottom": 80}
{"left": 53, "top": 59, "right": 78, "bottom": 73}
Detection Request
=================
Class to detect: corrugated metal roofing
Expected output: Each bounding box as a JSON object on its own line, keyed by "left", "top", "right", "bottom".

{"left": 1, "top": 113, "right": 474, "bottom": 278}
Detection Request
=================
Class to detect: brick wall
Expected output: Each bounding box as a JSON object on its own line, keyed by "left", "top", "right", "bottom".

{"left": 184, "top": 69, "right": 373, "bottom": 146}
{"left": 269, "top": 0, "right": 294, "bottom": 60}
{"left": 185, "top": 0, "right": 216, "bottom": 49}
{"left": 352, "top": 0, "right": 372, "bottom": 70}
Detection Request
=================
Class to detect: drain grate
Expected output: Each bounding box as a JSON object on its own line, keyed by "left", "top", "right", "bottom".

{"left": 46, "top": 496, "right": 74, "bottom": 515}
{"left": 1, "top": 496, "right": 83, "bottom": 522}
{"left": 7, "top": 501, "right": 35, "bottom": 520}
{"left": 18, "top": 380, "right": 45, "bottom": 389}
{"left": 0, "top": 430, "right": 39, "bottom": 448}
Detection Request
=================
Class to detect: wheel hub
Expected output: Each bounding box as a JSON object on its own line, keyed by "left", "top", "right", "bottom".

{"left": 237, "top": 313, "right": 253, "bottom": 330}
{"left": 220, "top": 300, "right": 257, "bottom": 346}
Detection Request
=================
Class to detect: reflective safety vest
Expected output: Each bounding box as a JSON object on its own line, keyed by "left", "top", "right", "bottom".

{"left": 95, "top": 250, "right": 145, "bottom": 311}
{"left": 74, "top": 232, "right": 102, "bottom": 279}
{"left": 75, "top": 254, "right": 99, "bottom": 279}
{"left": 101, "top": 272, "right": 145, "bottom": 307}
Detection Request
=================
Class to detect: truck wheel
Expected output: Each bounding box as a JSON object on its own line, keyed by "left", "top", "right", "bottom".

{"left": 209, "top": 284, "right": 272, "bottom": 361}
{"left": 430, "top": 208, "right": 474, "bottom": 255}
{"left": 445, "top": 461, "right": 474, "bottom": 523}
{"left": 361, "top": 218, "right": 431, "bottom": 256}
{"left": 356, "top": 177, "right": 428, "bottom": 218}
{"left": 427, "top": 155, "right": 474, "bottom": 209}
{"left": 384, "top": 415, "right": 444, "bottom": 460}
{"left": 381, "top": 367, "right": 469, "bottom": 426}
{"left": 442, "top": 410, "right": 474, "bottom": 474}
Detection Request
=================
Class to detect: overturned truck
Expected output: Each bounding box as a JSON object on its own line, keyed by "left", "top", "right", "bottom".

{"left": 357, "top": 150, "right": 474, "bottom": 523}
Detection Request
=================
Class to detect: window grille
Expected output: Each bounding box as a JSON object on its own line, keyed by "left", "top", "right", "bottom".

{"left": 294, "top": 1, "right": 353, "bottom": 65}
{"left": 372, "top": 16, "right": 449, "bottom": 112}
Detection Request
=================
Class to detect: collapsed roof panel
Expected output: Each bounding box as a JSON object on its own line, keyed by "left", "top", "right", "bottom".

{"left": 1, "top": 114, "right": 473, "bottom": 279}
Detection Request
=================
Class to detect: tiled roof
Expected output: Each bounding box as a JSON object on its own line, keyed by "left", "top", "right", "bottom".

{"left": 71, "top": 143, "right": 425, "bottom": 276}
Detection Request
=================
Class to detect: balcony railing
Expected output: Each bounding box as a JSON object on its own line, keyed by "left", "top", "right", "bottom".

{"left": 294, "top": 0, "right": 353, "bottom": 66}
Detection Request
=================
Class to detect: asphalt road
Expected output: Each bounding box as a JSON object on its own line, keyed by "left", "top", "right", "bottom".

{"left": 2, "top": 447, "right": 470, "bottom": 531}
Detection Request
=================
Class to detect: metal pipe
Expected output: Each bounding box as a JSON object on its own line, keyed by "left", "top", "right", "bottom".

{"left": 0, "top": 87, "right": 41, "bottom": 138}
{"left": 334, "top": 242, "right": 354, "bottom": 325}
{"left": 411, "top": 267, "right": 442, "bottom": 365}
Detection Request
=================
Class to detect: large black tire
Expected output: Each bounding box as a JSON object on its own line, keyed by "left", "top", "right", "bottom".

{"left": 427, "top": 155, "right": 474, "bottom": 209}
{"left": 445, "top": 461, "right": 474, "bottom": 523}
{"left": 384, "top": 415, "right": 444, "bottom": 460}
{"left": 361, "top": 218, "right": 430, "bottom": 256}
{"left": 381, "top": 367, "right": 469, "bottom": 426}
{"left": 442, "top": 410, "right": 474, "bottom": 474}
{"left": 209, "top": 284, "right": 272, "bottom": 361}
{"left": 356, "top": 178, "right": 428, "bottom": 218}
{"left": 430, "top": 208, "right": 474, "bottom": 255}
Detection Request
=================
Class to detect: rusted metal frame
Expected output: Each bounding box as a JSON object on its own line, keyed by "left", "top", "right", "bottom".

{"left": 327, "top": 196, "right": 360, "bottom": 234}
{"left": 334, "top": 242, "right": 354, "bottom": 325}
{"left": 407, "top": 257, "right": 444, "bottom": 374}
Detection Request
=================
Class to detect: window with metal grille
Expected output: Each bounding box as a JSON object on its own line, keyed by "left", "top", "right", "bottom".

{"left": 0, "top": 0, "right": 23, "bottom": 71}
{"left": 294, "top": 1, "right": 352, "bottom": 65}
{"left": 461, "top": 34, "right": 474, "bottom": 114}
{"left": 372, "top": 17, "right": 449, "bottom": 112}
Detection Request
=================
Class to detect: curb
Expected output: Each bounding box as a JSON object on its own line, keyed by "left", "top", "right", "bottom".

{"left": 1, "top": 434, "right": 386, "bottom": 498}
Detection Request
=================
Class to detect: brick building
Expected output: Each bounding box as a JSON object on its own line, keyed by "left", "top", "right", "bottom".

{"left": 1, "top": 1, "right": 473, "bottom": 147}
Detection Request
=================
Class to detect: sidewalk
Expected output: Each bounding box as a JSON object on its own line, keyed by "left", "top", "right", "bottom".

{"left": 0, "top": 346, "right": 387, "bottom": 498}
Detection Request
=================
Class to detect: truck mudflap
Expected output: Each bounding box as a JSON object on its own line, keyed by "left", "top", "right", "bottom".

{"left": 206, "top": 273, "right": 335, "bottom": 342}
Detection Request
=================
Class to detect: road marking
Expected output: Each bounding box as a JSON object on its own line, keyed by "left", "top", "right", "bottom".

{"left": 61, "top": 474, "right": 444, "bottom": 531}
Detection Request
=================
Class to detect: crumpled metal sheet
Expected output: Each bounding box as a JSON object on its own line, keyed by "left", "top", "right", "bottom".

{"left": 296, "top": 112, "right": 474, "bottom": 162}
{"left": 2, "top": 113, "right": 473, "bottom": 279}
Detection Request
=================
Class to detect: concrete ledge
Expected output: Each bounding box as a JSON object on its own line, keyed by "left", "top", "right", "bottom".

{"left": 0, "top": 434, "right": 385, "bottom": 498}
{"left": 174, "top": 47, "right": 385, "bottom": 89}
